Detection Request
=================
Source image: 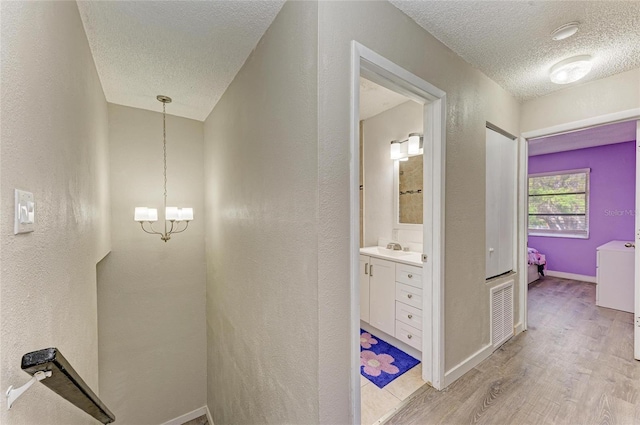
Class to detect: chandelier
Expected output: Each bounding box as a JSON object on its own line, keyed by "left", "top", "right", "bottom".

{"left": 134, "top": 95, "right": 193, "bottom": 242}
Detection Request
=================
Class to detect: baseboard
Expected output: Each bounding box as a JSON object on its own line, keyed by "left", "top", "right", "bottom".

{"left": 514, "top": 321, "right": 524, "bottom": 335}
{"left": 545, "top": 270, "right": 596, "bottom": 283}
{"left": 206, "top": 405, "right": 214, "bottom": 425}
{"left": 161, "top": 406, "right": 212, "bottom": 425}
{"left": 443, "top": 343, "right": 493, "bottom": 388}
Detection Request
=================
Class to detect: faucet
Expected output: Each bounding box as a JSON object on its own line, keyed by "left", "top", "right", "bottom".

{"left": 386, "top": 242, "right": 402, "bottom": 251}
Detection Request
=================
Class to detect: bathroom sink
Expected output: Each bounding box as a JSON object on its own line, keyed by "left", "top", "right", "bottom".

{"left": 360, "top": 246, "right": 412, "bottom": 258}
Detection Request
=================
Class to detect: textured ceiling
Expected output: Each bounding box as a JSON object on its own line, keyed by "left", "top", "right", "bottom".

{"left": 390, "top": 1, "right": 640, "bottom": 101}
{"left": 77, "top": 1, "right": 285, "bottom": 121}
{"left": 529, "top": 120, "right": 637, "bottom": 156}
{"left": 360, "top": 77, "right": 411, "bottom": 121}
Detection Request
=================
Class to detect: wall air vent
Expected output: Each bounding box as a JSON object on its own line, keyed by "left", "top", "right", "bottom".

{"left": 491, "top": 280, "right": 514, "bottom": 348}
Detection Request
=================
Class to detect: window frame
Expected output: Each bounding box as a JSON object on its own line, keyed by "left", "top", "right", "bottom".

{"left": 528, "top": 168, "right": 590, "bottom": 239}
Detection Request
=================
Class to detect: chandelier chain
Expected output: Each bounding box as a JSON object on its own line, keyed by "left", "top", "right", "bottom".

{"left": 163, "top": 101, "right": 167, "bottom": 204}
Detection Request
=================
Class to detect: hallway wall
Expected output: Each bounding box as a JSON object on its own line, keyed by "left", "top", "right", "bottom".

{"left": 317, "top": 2, "right": 521, "bottom": 420}
{"left": 203, "top": 2, "right": 319, "bottom": 423}
{"left": 97, "top": 104, "right": 206, "bottom": 424}
{"left": 521, "top": 67, "right": 640, "bottom": 132}
{"left": 0, "top": 2, "right": 110, "bottom": 424}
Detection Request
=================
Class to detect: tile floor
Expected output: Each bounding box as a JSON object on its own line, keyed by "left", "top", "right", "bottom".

{"left": 360, "top": 363, "right": 426, "bottom": 425}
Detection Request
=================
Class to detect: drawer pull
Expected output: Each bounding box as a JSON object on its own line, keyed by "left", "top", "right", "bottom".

{"left": 408, "top": 314, "right": 413, "bottom": 319}
{"left": 407, "top": 294, "right": 413, "bottom": 299}
{"left": 408, "top": 274, "right": 413, "bottom": 278}
{"left": 407, "top": 334, "right": 412, "bottom": 339}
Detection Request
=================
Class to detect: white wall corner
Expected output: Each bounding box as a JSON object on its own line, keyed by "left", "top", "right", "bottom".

{"left": 443, "top": 343, "right": 493, "bottom": 388}
{"left": 160, "top": 406, "right": 212, "bottom": 425}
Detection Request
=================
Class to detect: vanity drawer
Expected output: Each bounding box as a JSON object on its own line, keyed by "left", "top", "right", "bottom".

{"left": 395, "top": 264, "right": 422, "bottom": 289}
{"left": 395, "top": 320, "right": 422, "bottom": 351}
{"left": 395, "top": 282, "right": 422, "bottom": 309}
{"left": 395, "top": 301, "right": 422, "bottom": 330}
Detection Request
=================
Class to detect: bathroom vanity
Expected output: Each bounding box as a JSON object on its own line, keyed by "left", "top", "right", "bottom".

{"left": 359, "top": 246, "right": 423, "bottom": 351}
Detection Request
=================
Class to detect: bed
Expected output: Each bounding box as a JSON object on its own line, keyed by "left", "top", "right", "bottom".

{"left": 527, "top": 247, "right": 546, "bottom": 284}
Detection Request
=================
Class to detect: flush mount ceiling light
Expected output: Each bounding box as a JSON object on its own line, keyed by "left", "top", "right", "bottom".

{"left": 134, "top": 95, "right": 193, "bottom": 242}
{"left": 549, "top": 55, "right": 593, "bottom": 85}
{"left": 551, "top": 22, "right": 579, "bottom": 41}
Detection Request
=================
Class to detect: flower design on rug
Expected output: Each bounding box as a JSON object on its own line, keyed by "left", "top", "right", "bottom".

{"left": 360, "top": 332, "right": 378, "bottom": 349}
{"left": 360, "top": 350, "right": 399, "bottom": 377}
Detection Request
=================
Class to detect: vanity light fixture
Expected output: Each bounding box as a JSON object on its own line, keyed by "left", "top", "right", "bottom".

{"left": 549, "top": 55, "right": 592, "bottom": 85}
{"left": 390, "top": 133, "right": 424, "bottom": 160}
{"left": 407, "top": 133, "right": 423, "bottom": 155}
{"left": 390, "top": 140, "right": 403, "bottom": 160}
{"left": 134, "top": 95, "right": 193, "bottom": 242}
{"left": 551, "top": 22, "right": 579, "bottom": 41}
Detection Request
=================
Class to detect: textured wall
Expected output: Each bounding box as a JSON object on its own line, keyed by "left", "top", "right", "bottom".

{"left": 98, "top": 104, "right": 206, "bottom": 424}
{"left": 317, "top": 3, "right": 521, "bottom": 420}
{"left": 203, "top": 2, "right": 319, "bottom": 424}
{"left": 362, "top": 101, "right": 423, "bottom": 247}
{"left": 0, "top": 2, "right": 110, "bottom": 424}
{"left": 521, "top": 67, "right": 640, "bottom": 133}
{"left": 528, "top": 141, "right": 636, "bottom": 277}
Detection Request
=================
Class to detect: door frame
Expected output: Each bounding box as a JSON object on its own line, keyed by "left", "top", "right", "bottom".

{"left": 349, "top": 41, "right": 447, "bottom": 423}
{"left": 517, "top": 108, "right": 640, "bottom": 344}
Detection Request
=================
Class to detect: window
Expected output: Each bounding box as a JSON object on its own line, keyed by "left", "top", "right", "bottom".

{"left": 528, "top": 168, "right": 590, "bottom": 238}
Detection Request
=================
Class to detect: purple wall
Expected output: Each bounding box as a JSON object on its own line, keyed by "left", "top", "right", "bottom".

{"left": 528, "top": 141, "right": 635, "bottom": 277}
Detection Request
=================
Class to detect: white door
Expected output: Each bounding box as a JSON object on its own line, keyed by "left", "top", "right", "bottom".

{"left": 486, "top": 128, "right": 516, "bottom": 279}
{"left": 635, "top": 120, "right": 640, "bottom": 360}
{"left": 360, "top": 255, "right": 370, "bottom": 323}
{"left": 368, "top": 257, "right": 395, "bottom": 336}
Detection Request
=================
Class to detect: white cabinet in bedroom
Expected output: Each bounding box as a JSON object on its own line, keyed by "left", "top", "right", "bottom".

{"left": 485, "top": 127, "right": 516, "bottom": 279}
{"left": 596, "top": 241, "right": 634, "bottom": 313}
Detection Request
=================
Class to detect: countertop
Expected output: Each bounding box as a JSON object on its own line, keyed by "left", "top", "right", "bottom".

{"left": 359, "top": 246, "right": 423, "bottom": 267}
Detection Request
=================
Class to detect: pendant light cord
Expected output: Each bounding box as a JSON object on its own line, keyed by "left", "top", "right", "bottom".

{"left": 163, "top": 101, "right": 168, "bottom": 236}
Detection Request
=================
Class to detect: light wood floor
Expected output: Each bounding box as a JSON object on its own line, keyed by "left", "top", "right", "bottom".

{"left": 387, "top": 277, "right": 640, "bottom": 425}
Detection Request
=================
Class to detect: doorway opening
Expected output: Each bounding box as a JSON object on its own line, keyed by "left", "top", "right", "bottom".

{"left": 517, "top": 111, "right": 640, "bottom": 361}
{"left": 349, "top": 42, "right": 446, "bottom": 424}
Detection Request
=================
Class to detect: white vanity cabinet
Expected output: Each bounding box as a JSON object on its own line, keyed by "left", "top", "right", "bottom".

{"left": 368, "top": 257, "right": 397, "bottom": 336}
{"left": 360, "top": 248, "right": 424, "bottom": 352}
{"left": 359, "top": 255, "right": 370, "bottom": 322}
{"left": 394, "top": 263, "right": 423, "bottom": 350}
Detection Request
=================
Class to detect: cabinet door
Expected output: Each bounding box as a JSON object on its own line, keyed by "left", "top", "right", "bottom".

{"left": 359, "top": 255, "right": 370, "bottom": 323}
{"left": 369, "top": 258, "right": 396, "bottom": 336}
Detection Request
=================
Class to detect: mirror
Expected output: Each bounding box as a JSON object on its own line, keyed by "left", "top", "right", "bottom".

{"left": 398, "top": 155, "right": 423, "bottom": 224}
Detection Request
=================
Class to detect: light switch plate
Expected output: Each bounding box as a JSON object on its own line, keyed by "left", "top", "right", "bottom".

{"left": 14, "top": 189, "right": 35, "bottom": 234}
